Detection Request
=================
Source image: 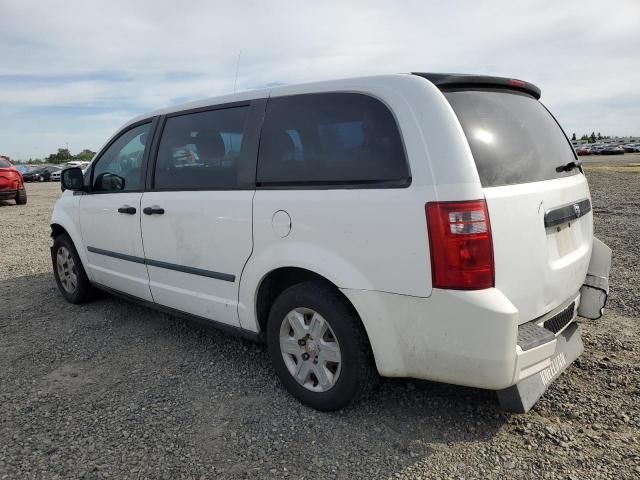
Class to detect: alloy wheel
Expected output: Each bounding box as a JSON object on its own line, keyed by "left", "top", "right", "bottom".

{"left": 56, "top": 246, "right": 78, "bottom": 293}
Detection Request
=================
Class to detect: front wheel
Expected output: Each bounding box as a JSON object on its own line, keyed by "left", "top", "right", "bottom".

{"left": 266, "top": 281, "right": 377, "bottom": 411}
{"left": 52, "top": 233, "right": 95, "bottom": 304}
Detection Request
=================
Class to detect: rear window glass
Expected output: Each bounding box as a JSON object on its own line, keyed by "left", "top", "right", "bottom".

{"left": 0, "top": 158, "right": 12, "bottom": 168}
{"left": 257, "top": 93, "right": 409, "bottom": 186}
{"left": 444, "top": 90, "right": 578, "bottom": 187}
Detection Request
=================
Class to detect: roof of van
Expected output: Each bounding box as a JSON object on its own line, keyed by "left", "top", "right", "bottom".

{"left": 127, "top": 74, "right": 411, "bottom": 125}
{"left": 127, "top": 72, "right": 541, "bottom": 126}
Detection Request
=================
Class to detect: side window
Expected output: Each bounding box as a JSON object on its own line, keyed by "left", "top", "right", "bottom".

{"left": 92, "top": 123, "right": 151, "bottom": 192}
{"left": 257, "top": 93, "right": 409, "bottom": 186}
{"left": 154, "top": 106, "right": 250, "bottom": 190}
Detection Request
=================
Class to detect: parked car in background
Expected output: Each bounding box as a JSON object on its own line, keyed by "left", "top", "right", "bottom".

{"left": 15, "top": 164, "right": 31, "bottom": 175}
{"left": 575, "top": 147, "right": 591, "bottom": 156}
{"left": 22, "top": 166, "right": 60, "bottom": 182}
{"left": 623, "top": 144, "right": 640, "bottom": 153}
{"left": 0, "top": 157, "right": 27, "bottom": 204}
{"left": 51, "top": 168, "right": 62, "bottom": 181}
{"left": 600, "top": 145, "right": 625, "bottom": 155}
{"left": 65, "top": 161, "right": 91, "bottom": 169}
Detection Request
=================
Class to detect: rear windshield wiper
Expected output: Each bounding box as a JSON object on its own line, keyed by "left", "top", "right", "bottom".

{"left": 556, "top": 160, "right": 581, "bottom": 173}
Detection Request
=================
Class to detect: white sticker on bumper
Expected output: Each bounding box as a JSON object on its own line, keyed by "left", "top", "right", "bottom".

{"left": 540, "top": 352, "right": 567, "bottom": 386}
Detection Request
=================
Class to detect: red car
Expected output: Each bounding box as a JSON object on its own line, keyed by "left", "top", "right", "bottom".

{"left": 575, "top": 146, "right": 591, "bottom": 156}
{"left": 0, "top": 157, "right": 27, "bottom": 205}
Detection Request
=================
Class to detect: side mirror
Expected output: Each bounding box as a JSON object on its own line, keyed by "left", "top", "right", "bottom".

{"left": 61, "top": 167, "right": 85, "bottom": 192}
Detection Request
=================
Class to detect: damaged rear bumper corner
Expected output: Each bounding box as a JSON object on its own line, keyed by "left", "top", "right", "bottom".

{"left": 578, "top": 237, "right": 612, "bottom": 320}
{"left": 497, "top": 235, "right": 611, "bottom": 413}
{"left": 497, "top": 322, "right": 583, "bottom": 413}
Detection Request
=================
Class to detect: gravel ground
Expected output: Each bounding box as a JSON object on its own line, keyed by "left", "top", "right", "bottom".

{"left": 1, "top": 177, "right": 638, "bottom": 480}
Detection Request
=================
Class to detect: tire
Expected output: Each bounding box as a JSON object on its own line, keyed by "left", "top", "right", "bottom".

{"left": 266, "top": 281, "right": 377, "bottom": 411}
{"left": 15, "top": 189, "right": 27, "bottom": 205}
{"left": 38, "top": 175, "right": 45, "bottom": 182}
{"left": 52, "top": 233, "right": 95, "bottom": 304}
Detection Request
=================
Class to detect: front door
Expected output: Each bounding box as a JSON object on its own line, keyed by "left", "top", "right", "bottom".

{"left": 80, "top": 122, "right": 154, "bottom": 301}
{"left": 140, "top": 104, "right": 258, "bottom": 326}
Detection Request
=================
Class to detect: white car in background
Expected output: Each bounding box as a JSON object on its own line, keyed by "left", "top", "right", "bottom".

{"left": 50, "top": 72, "right": 612, "bottom": 413}
{"left": 53, "top": 161, "right": 91, "bottom": 181}
{"left": 65, "top": 160, "right": 91, "bottom": 168}
{"left": 623, "top": 143, "right": 640, "bottom": 153}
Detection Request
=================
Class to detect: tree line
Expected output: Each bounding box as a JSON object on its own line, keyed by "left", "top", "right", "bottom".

{"left": 570, "top": 132, "right": 610, "bottom": 143}
{"left": 15, "top": 148, "right": 96, "bottom": 165}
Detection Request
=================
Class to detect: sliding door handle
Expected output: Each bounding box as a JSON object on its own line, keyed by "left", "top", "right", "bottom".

{"left": 117, "top": 205, "right": 137, "bottom": 214}
{"left": 143, "top": 206, "right": 165, "bottom": 215}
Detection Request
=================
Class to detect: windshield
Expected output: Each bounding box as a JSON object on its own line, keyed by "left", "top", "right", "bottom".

{"left": 444, "top": 89, "right": 578, "bottom": 187}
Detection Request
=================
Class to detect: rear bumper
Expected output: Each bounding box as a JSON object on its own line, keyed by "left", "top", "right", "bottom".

{"left": 497, "top": 322, "right": 583, "bottom": 412}
{"left": 341, "top": 287, "right": 582, "bottom": 391}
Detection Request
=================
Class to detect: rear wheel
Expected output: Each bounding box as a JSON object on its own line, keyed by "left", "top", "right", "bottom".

{"left": 15, "top": 189, "right": 27, "bottom": 205}
{"left": 266, "top": 281, "right": 377, "bottom": 411}
{"left": 52, "top": 233, "right": 94, "bottom": 304}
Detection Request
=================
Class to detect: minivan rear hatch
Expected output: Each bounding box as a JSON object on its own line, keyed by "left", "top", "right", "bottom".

{"left": 418, "top": 73, "right": 592, "bottom": 323}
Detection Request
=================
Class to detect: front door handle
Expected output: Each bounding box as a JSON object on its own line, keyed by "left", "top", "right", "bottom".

{"left": 117, "top": 205, "right": 137, "bottom": 214}
{"left": 143, "top": 205, "right": 165, "bottom": 215}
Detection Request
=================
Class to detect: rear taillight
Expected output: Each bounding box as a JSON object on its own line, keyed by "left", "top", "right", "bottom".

{"left": 426, "top": 199, "right": 494, "bottom": 290}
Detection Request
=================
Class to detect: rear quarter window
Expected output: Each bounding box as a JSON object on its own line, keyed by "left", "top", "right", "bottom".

{"left": 257, "top": 93, "right": 409, "bottom": 187}
{"left": 444, "top": 89, "right": 578, "bottom": 187}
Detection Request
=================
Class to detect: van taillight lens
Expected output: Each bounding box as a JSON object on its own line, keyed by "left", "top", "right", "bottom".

{"left": 426, "top": 200, "right": 494, "bottom": 290}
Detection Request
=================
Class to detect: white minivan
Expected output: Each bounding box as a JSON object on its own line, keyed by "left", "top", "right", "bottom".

{"left": 52, "top": 73, "right": 611, "bottom": 412}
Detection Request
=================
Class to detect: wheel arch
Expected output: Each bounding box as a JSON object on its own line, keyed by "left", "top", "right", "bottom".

{"left": 253, "top": 267, "right": 369, "bottom": 343}
{"left": 50, "top": 223, "right": 68, "bottom": 239}
{"left": 50, "top": 217, "right": 91, "bottom": 281}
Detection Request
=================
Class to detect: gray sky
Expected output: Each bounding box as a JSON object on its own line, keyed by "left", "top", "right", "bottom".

{"left": 1, "top": 0, "right": 638, "bottom": 159}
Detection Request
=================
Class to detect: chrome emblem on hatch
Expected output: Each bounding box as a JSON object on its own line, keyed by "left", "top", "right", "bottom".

{"left": 573, "top": 204, "right": 581, "bottom": 217}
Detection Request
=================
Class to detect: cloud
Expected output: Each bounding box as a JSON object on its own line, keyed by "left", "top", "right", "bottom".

{"left": 0, "top": 0, "right": 638, "bottom": 158}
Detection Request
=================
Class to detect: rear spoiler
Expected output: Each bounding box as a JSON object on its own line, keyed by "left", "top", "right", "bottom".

{"left": 412, "top": 72, "right": 541, "bottom": 100}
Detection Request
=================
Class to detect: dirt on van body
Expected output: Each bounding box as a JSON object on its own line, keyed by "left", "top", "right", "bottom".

{"left": 1, "top": 173, "right": 638, "bottom": 479}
